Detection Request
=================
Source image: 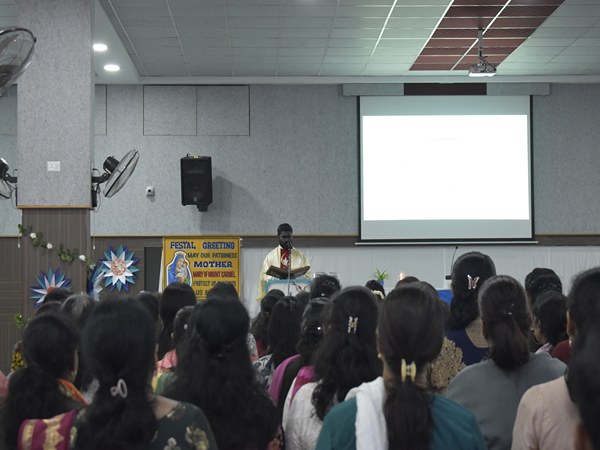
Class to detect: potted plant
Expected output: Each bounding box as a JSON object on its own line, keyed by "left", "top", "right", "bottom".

{"left": 372, "top": 268, "right": 389, "bottom": 288}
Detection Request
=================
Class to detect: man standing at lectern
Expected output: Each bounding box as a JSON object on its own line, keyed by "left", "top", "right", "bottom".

{"left": 257, "top": 223, "right": 310, "bottom": 300}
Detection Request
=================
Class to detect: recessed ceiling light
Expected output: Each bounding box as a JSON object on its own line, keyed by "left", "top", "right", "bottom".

{"left": 93, "top": 43, "right": 108, "bottom": 52}
{"left": 104, "top": 64, "right": 120, "bottom": 72}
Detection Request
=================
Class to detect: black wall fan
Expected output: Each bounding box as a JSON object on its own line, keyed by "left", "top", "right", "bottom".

{"left": 0, "top": 27, "right": 36, "bottom": 95}
{"left": 92, "top": 149, "right": 140, "bottom": 207}
{"left": 0, "top": 157, "right": 17, "bottom": 199}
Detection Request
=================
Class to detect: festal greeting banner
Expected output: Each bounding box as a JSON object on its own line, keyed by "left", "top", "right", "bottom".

{"left": 162, "top": 237, "right": 241, "bottom": 300}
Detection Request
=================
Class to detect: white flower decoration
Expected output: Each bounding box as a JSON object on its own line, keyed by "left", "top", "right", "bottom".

{"left": 79, "top": 254, "right": 86, "bottom": 262}
{"left": 46, "top": 243, "right": 53, "bottom": 250}
{"left": 29, "top": 232, "right": 36, "bottom": 239}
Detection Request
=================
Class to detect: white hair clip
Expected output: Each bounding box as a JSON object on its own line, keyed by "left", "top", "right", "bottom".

{"left": 467, "top": 275, "right": 480, "bottom": 290}
{"left": 347, "top": 316, "right": 358, "bottom": 334}
{"left": 110, "top": 378, "right": 128, "bottom": 399}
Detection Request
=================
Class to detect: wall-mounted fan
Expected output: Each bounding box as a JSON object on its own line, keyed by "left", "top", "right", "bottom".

{"left": 0, "top": 157, "right": 17, "bottom": 199}
{"left": 92, "top": 149, "right": 140, "bottom": 207}
{"left": 0, "top": 27, "right": 36, "bottom": 95}
{"left": 0, "top": 28, "right": 36, "bottom": 200}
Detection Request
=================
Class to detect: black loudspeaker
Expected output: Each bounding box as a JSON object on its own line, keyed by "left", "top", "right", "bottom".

{"left": 181, "top": 155, "right": 212, "bottom": 211}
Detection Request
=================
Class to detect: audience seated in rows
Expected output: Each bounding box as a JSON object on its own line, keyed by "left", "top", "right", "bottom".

{"left": 513, "top": 267, "right": 600, "bottom": 450}
{"left": 2, "top": 312, "right": 84, "bottom": 450}
{"left": 428, "top": 251, "right": 496, "bottom": 393}
{"left": 60, "top": 294, "right": 97, "bottom": 403}
{"left": 251, "top": 289, "right": 285, "bottom": 358}
{"left": 531, "top": 290, "right": 567, "bottom": 355}
{"left": 316, "top": 282, "right": 486, "bottom": 450}
{"left": 18, "top": 298, "right": 218, "bottom": 450}
{"left": 524, "top": 268, "right": 563, "bottom": 353}
{"left": 157, "top": 282, "right": 197, "bottom": 360}
{"left": 567, "top": 325, "right": 600, "bottom": 450}
{"left": 4, "top": 258, "right": 596, "bottom": 450}
{"left": 163, "top": 298, "right": 279, "bottom": 450}
{"left": 447, "top": 275, "right": 566, "bottom": 450}
{"left": 283, "top": 286, "right": 381, "bottom": 450}
{"left": 254, "top": 296, "right": 303, "bottom": 390}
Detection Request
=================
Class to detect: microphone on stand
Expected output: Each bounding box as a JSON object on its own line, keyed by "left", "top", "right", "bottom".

{"left": 285, "top": 239, "right": 293, "bottom": 295}
{"left": 445, "top": 246, "right": 459, "bottom": 281}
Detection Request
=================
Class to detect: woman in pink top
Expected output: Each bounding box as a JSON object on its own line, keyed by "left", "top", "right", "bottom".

{"left": 512, "top": 267, "right": 600, "bottom": 450}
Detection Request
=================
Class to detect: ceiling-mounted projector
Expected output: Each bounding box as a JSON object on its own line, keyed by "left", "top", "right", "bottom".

{"left": 468, "top": 28, "right": 496, "bottom": 78}
{"left": 468, "top": 62, "right": 496, "bottom": 77}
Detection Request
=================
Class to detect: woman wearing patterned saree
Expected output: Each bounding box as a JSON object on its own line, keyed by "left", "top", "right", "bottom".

{"left": 18, "top": 299, "right": 217, "bottom": 450}
{"left": 1, "top": 312, "right": 85, "bottom": 450}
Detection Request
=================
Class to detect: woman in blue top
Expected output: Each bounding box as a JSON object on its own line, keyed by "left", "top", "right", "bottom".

{"left": 316, "top": 282, "right": 486, "bottom": 450}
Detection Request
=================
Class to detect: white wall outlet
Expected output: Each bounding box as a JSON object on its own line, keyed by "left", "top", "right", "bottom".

{"left": 47, "top": 161, "right": 60, "bottom": 172}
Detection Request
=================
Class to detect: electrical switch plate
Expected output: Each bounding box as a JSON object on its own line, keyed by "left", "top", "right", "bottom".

{"left": 47, "top": 161, "right": 61, "bottom": 172}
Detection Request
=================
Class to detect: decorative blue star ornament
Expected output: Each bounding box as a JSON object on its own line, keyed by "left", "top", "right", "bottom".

{"left": 99, "top": 245, "right": 140, "bottom": 292}
{"left": 31, "top": 269, "right": 72, "bottom": 307}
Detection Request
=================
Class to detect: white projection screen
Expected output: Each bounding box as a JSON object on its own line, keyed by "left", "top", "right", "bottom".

{"left": 359, "top": 95, "right": 533, "bottom": 242}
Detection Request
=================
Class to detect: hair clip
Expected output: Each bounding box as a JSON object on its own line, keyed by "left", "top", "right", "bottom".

{"left": 347, "top": 316, "right": 358, "bottom": 334}
{"left": 401, "top": 359, "right": 417, "bottom": 382}
{"left": 110, "top": 378, "right": 128, "bottom": 399}
{"left": 467, "top": 275, "right": 480, "bottom": 290}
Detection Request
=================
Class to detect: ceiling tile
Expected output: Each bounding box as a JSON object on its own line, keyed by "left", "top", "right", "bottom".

{"left": 323, "top": 55, "right": 370, "bottom": 63}
{"left": 279, "top": 28, "right": 331, "bottom": 38}
{"left": 573, "top": 37, "right": 600, "bottom": 45}
{"left": 279, "top": 17, "right": 332, "bottom": 27}
{"left": 229, "top": 28, "right": 279, "bottom": 38}
{"left": 279, "top": 38, "right": 329, "bottom": 47}
{"left": 532, "top": 26, "right": 589, "bottom": 37}
{"left": 335, "top": 6, "right": 394, "bottom": 18}
{"left": 326, "top": 47, "right": 374, "bottom": 55}
{"left": 319, "top": 63, "right": 366, "bottom": 75}
{"left": 372, "top": 47, "right": 421, "bottom": 55}
{"left": 391, "top": 6, "right": 450, "bottom": 17}
{"left": 231, "top": 47, "right": 278, "bottom": 56}
{"left": 112, "top": 4, "right": 170, "bottom": 17}
{"left": 277, "top": 56, "right": 324, "bottom": 64}
{"left": 279, "top": 5, "right": 337, "bottom": 17}
{"left": 333, "top": 17, "right": 387, "bottom": 27}
{"left": 279, "top": 47, "right": 327, "bottom": 56}
{"left": 542, "top": 15, "right": 599, "bottom": 26}
{"left": 226, "top": 5, "right": 282, "bottom": 17}
{"left": 232, "top": 64, "right": 277, "bottom": 75}
{"left": 526, "top": 36, "right": 578, "bottom": 45}
{"left": 227, "top": 17, "right": 279, "bottom": 27}
{"left": 230, "top": 37, "right": 278, "bottom": 47}
{"left": 382, "top": 28, "right": 435, "bottom": 39}
{"left": 276, "top": 65, "right": 322, "bottom": 76}
{"left": 330, "top": 28, "right": 383, "bottom": 38}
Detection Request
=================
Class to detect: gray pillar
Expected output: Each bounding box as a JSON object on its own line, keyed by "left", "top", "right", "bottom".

{"left": 17, "top": 0, "right": 93, "bottom": 316}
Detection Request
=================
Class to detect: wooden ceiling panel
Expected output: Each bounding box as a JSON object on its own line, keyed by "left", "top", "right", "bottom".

{"left": 501, "top": 5, "right": 562, "bottom": 16}
{"left": 445, "top": 6, "right": 504, "bottom": 18}
{"left": 410, "top": 63, "right": 457, "bottom": 71}
{"left": 438, "top": 17, "right": 495, "bottom": 29}
{"left": 484, "top": 28, "right": 536, "bottom": 38}
{"left": 450, "top": 0, "right": 506, "bottom": 6}
{"left": 492, "top": 17, "right": 547, "bottom": 27}
{"left": 410, "top": 0, "right": 565, "bottom": 72}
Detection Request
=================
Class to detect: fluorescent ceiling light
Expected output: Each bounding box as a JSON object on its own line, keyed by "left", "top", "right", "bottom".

{"left": 93, "top": 43, "right": 107, "bottom": 52}
{"left": 104, "top": 64, "right": 120, "bottom": 72}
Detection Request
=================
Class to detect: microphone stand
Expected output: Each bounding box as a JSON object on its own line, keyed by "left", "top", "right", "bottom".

{"left": 287, "top": 243, "right": 292, "bottom": 296}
